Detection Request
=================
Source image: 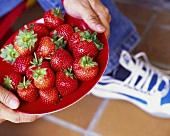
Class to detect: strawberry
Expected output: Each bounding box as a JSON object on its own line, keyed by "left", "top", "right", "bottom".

{"left": 32, "top": 67, "right": 55, "bottom": 89}
{"left": 73, "top": 56, "right": 99, "bottom": 81}
{"left": 50, "top": 24, "right": 74, "bottom": 41}
{"left": 72, "top": 31, "right": 104, "bottom": 59}
{"left": 14, "top": 28, "right": 38, "bottom": 56}
{"left": 44, "top": 8, "right": 65, "bottom": 30}
{"left": 68, "top": 28, "right": 82, "bottom": 52}
{"left": 17, "top": 77, "right": 39, "bottom": 102}
{"left": 39, "top": 87, "right": 59, "bottom": 105}
{"left": 51, "top": 48, "right": 74, "bottom": 71}
{"left": 0, "top": 44, "right": 19, "bottom": 64}
{"left": 26, "top": 56, "right": 51, "bottom": 81}
{"left": 3, "top": 72, "right": 22, "bottom": 93}
{"left": 13, "top": 55, "right": 33, "bottom": 74}
{"left": 56, "top": 68, "right": 78, "bottom": 96}
{"left": 30, "top": 23, "right": 49, "bottom": 37}
{"left": 36, "top": 36, "right": 56, "bottom": 59}
{"left": 72, "top": 40, "right": 98, "bottom": 59}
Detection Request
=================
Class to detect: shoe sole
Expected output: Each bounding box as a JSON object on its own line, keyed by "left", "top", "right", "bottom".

{"left": 91, "top": 87, "right": 170, "bottom": 118}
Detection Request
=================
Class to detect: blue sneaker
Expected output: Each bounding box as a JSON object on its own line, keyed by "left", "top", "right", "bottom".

{"left": 91, "top": 50, "right": 170, "bottom": 118}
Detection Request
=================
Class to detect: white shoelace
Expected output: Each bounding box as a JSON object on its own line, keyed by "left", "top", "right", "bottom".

{"left": 99, "top": 52, "right": 169, "bottom": 97}
{"left": 122, "top": 52, "right": 169, "bottom": 97}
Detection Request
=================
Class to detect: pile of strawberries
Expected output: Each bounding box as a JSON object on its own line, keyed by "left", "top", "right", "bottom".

{"left": 0, "top": 8, "right": 104, "bottom": 105}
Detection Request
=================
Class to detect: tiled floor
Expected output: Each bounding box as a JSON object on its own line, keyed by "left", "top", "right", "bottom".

{"left": 1, "top": 1, "right": 170, "bottom": 136}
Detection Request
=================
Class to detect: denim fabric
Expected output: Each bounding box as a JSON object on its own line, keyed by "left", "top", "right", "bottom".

{"left": 1, "top": 0, "right": 140, "bottom": 75}
{"left": 37, "top": 0, "right": 65, "bottom": 13}
{"left": 100, "top": 0, "right": 140, "bottom": 74}
{"left": 0, "top": 0, "right": 23, "bottom": 17}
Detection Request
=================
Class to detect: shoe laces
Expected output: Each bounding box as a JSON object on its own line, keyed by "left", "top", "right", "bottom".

{"left": 123, "top": 52, "right": 169, "bottom": 97}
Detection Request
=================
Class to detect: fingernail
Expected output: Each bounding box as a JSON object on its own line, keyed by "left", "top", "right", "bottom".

{"left": 9, "top": 98, "right": 19, "bottom": 109}
{"left": 96, "top": 24, "right": 105, "bottom": 32}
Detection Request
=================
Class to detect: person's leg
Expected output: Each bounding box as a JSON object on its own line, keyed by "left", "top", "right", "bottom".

{"left": 37, "top": 0, "right": 65, "bottom": 13}
{"left": 0, "top": 0, "right": 23, "bottom": 17}
{"left": 100, "top": 0, "right": 140, "bottom": 75}
{"left": 92, "top": 0, "right": 170, "bottom": 119}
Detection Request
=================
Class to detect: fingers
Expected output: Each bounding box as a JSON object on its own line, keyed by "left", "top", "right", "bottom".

{"left": 0, "top": 103, "right": 40, "bottom": 123}
{"left": 0, "top": 86, "right": 20, "bottom": 109}
{"left": 76, "top": 0, "right": 107, "bottom": 34}
{"left": 63, "top": 0, "right": 111, "bottom": 38}
{"left": 89, "top": 0, "right": 111, "bottom": 38}
{"left": 0, "top": 119, "right": 6, "bottom": 123}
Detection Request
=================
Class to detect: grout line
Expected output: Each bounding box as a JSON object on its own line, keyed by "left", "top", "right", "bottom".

{"left": 42, "top": 115, "right": 86, "bottom": 134}
{"left": 42, "top": 115, "right": 100, "bottom": 136}
{"left": 84, "top": 99, "right": 109, "bottom": 136}
{"left": 140, "top": 12, "right": 158, "bottom": 42}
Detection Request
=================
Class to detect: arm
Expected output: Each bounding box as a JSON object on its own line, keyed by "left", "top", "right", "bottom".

{"left": 63, "top": 0, "right": 111, "bottom": 38}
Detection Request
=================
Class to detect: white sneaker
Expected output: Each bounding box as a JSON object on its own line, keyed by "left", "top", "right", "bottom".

{"left": 91, "top": 50, "right": 170, "bottom": 118}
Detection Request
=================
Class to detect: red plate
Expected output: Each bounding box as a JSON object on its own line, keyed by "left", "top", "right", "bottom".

{"left": 0, "top": 14, "right": 109, "bottom": 114}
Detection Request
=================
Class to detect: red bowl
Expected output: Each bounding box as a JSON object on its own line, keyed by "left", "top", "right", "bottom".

{"left": 0, "top": 14, "right": 109, "bottom": 114}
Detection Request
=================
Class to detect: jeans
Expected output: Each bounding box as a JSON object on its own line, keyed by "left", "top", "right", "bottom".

{"left": 1, "top": 0, "right": 140, "bottom": 75}
{"left": 0, "top": 0, "right": 23, "bottom": 17}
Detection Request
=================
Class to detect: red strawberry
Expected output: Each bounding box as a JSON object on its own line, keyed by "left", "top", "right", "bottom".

{"left": 14, "top": 29, "right": 38, "bottom": 56}
{"left": 50, "top": 24, "right": 74, "bottom": 41}
{"left": 73, "top": 56, "right": 99, "bottom": 81}
{"left": 26, "top": 60, "right": 51, "bottom": 81}
{"left": 26, "top": 53, "right": 51, "bottom": 81}
{"left": 3, "top": 72, "right": 22, "bottom": 93}
{"left": 32, "top": 67, "right": 55, "bottom": 89}
{"left": 0, "top": 44, "right": 19, "bottom": 64}
{"left": 36, "top": 36, "right": 56, "bottom": 59}
{"left": 13, "top": 55, "right": 33, "bottom": 74}
{"left": 51, "top": 48, "right": 74, "bottom": 71}
{"left": 39, "top": 87, "right": 59, "bottom": 105}
{"left": 56, "top": 68, "right": 78, "bottom": 96}
{"left": 17, "top": 77, "right": 39, "bottom": 102}
{"left": 72, "top": 40, "right": 98, "bottom": 59}
{"left": 68, "top": 29, "right": 82, "bottom": 52}
{"left": 26, "top": 66, "right": 37, "bottom": 81}
{"left": 30, "top": 23, "right": 49, "bottom": 37}
{"left": 72, "top": 31, "right": 104, "bottom": 59}
{"left": 44, "top": 8, "right": 65, "bottom": 30}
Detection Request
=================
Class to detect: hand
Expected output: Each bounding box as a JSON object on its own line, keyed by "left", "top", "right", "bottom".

{"left": 63, "top": 0, "right": 111, "bottom": 38}
{"left": 0, "top": 86, "right": 40, "bottom": 123}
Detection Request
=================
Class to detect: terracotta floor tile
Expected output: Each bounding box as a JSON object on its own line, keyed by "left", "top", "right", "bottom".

{"left": 116, "top": 2, "right": 154, "bottom": 22}
{"left": 155, "top": 11, "right": 170, "bottom": 26}
{"left": 134, "top": 22, "right": 146, "bottom": 36}
{"left": 0, "top": 118, "right": 82, "bottom": 136}
{"left": 51, "top": 95, "right": 103, "bottom": 129}
{"left": 94, "top": 100, "right": 170, "bottom": 136}
{"left": 137, "top": 26, "right": 170, "bottom": 67}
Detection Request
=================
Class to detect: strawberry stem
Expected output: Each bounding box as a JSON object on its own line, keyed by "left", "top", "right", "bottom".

{"left": 0, "top": 44, "right": 19, "bottom": 64}
{"left": 18, "top": 76, "right": 31, "bottom": 89}
{"left": 80, "top": 56, "right": 98, "bottom": 68}
{"left": 4, "top": 76, "right": 13, "bottom": 90}
{"left": 32, "top": 67, "right": 47, "bottom": 80}
{"left": 51, "top": 8, "right": 65, "bottom": 19}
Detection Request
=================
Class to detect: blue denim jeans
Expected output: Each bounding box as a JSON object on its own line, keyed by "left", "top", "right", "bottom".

{"left": 1, "top": 0, "right": 140, "bottom": 75}
{"left": 0, "top": 0, "right": 23, "bottom": 17}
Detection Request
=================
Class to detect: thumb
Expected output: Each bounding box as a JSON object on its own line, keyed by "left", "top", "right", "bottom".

{"left": 0, "top": 86, "right": 20, "bottom": 109}
{"left": 80, "top": 8, "right": 105, "bottom": 33}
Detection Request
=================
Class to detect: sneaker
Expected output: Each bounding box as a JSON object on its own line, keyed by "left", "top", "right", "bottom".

{"left": 91, "top": 50, "right": 170, "bottom": 118}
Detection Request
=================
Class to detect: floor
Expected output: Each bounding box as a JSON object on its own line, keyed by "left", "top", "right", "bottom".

{"left": 1, "top": 1, "right": 170, "bottom": 136}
